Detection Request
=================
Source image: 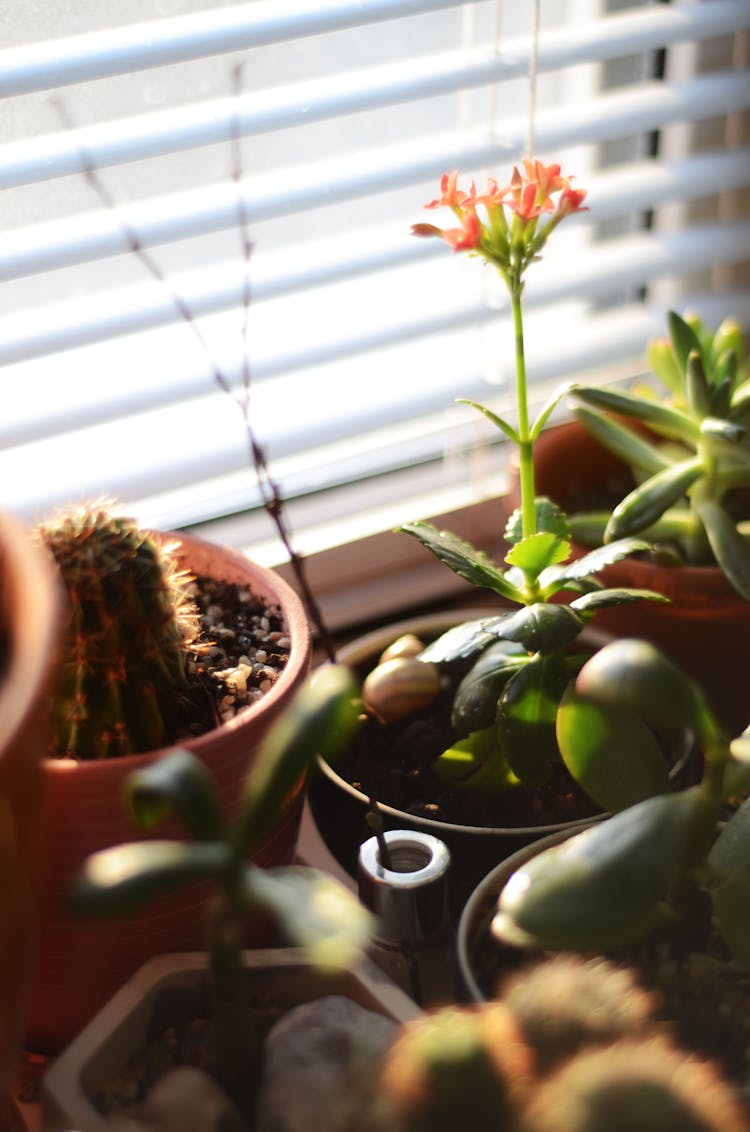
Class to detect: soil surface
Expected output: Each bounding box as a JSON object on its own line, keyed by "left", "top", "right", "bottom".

{"left": 340, "top": 666, "right": 602, "bottom": 830}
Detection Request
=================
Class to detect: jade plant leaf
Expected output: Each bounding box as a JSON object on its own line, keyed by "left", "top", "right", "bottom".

{"left": 486, "top": 603, "right": 584, "bottom": 653}
{"left": 457, "top": 397, "right": 519, "bottom": 445}
{"left": 604, "top": 457, "right": 704, "bottom": 541}
{"left": 709, "top": 799, "right": 750, "bottom": 969}
{"left": 244, "top": 866, "right": 374, "bottom": 969}
{"left": 693, "top": 497, "right": 750, "bottom": 602}
{"left": 492, "top": 790, "right": 701, "bottom": 952}
{"left": 127, "top": 747, "right": 226, "bottom": 841}
{"left": 451, "top": 640, "right": 528, "bottom": 737}
{"left": 556, "top": 684, "right": 671, "bottom": 813}
{"left": 236, "top": 663, "right": 360, "bottom": 856}
{"left": 71, "top": 840, "right": 231, "bottom": 917}
{"left": 498, "top": 654, "right": 569, "bottom": 786}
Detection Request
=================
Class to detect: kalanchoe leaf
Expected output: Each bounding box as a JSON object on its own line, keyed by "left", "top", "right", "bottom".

{"left": 127, "top": 747, "right": 226, "bottom": 841}
{"left": 70, "top": 840, "right": 232, "bottom": 917}
{"left": 668, "top": 310, "right": 704, "bottom": 375}
{"left": 604, "top": 457, "right": 704, "bottom": 541}
{"left": 399, "top": 521, "right": 524, "bottom": 602}
{"left": 685, "top": 350, "right": 712, "bottom": 416}
{"left": 571, "top": 405, "right": 670, "bottom": 477}
{"left": 452, "top": 640, "right": 528, "bottom": 736}
{"left": 504, "top": 498, "right": 570, "bottom": 546}
{"left": 569, "top": 587, "right": 668, "bottom": 614}
{"left": 486, "top": 602, "right": 584, "bottom": 653}
{"left": 243, "top": 866, "right": 374, "bottom": 970}
{"left": 505, "top": 531, "right": 570, "bottom": 576}
{"left": 693, "top": 497, "right": 750, "bottom": 603}
{"left": 568, "top": 385, "right": 699, "bottom": 443}
{"left": 492, "top": 790, "right": 702, "bottom": 952}
{"left": 538, "top": 537, "right": 652, "bottom": 592}
{"left": 498, "top": 655, "right": 569, "bottom": 786}
{"left": 556, "top": 684, "right": 671, "bottom": 813}
{"left": 419, "top": 617, "right": 503, "bottom": 663}
{"left": 530, "top": 383, "right": 572, "bottom": 440}
{"left": 236, "top": 664, "right": 360, "bottom": 857}
{"left": 457, "top": 398, "right": 519, "bottom": 445}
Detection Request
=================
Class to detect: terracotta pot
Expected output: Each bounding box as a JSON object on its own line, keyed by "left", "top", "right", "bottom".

{"left": 308, "top": 612, "right": 600, "bottom": 920}
{"left": 42, "top": 948, "right": 422, "bottom": 1132}
{"left": 28, "top": 532, "right": 312, "bottom": 1053}
{"left": 519, "top": 419, "right": 750, "bottom": 735}
{"left": 0, "top": 513, "right": 61, "bottom": 1094}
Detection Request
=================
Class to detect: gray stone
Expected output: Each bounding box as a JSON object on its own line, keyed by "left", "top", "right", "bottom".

{"left": 105, "top": 1066, "right": 249, "bottom": 1132}
{"left": 254, "top": 995, "right": 399, "bottom": 1132}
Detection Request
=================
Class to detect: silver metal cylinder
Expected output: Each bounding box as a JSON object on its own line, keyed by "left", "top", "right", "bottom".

{"left": 357, "top": 829, "right": 451, "bottom": 943}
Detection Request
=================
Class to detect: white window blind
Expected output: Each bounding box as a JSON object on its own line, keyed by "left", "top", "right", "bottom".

{"left": 1, "top": 0, "right": 749, "bottom": 556}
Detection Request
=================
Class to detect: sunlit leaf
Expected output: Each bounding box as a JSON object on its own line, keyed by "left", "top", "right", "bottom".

{"left": 569, "top": 587, "right": 668, "bottom": 614}
{"left": 419, "top": 618, "right": 504, "bottom": 663}
{"left": 399, "top": 522, "right": 522, "bottom": 602}
{"left": 694, "top": 497, "right": 750, "bottom": 602}
{"left": 685, "top": 350, "right": 711, "bottom": 416}
{"left": 571, "top": 404, "right": 670, "bottom": 476}
{"left": 605, "top": 458, "right": 704, "bottom": 540}
{"left": 505, "top": 531, "right": 570, "bottom": 576}
{"left": 539, "top": 536, "right": 652, "bottom": 593}
{"left": 71, "top": 840, "right": 230, "bottom": 917}
{"left": 244, "top": 867, "right": 373, "bottom": 969}
{"left": 668, "top": 310, "right": 704, "bottom": 375}
{"left": 492, "top": 791, "right": 701, "bottom": 951}
{"left": 486, "top": 603, "right": 584, "bottom": 653}
{"left": 498, "top": 654, "right": 569, "bottom": 785}
{"left": 456, "top": 398, "right": 519, "bottom": 444}
{"left": 556, "top": 684, "right": 671, "bottom": 812}
{"left": 568, "top": 385, "right": 698, "bottom": 442}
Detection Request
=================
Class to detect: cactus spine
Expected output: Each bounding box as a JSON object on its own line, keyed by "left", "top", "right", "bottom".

{"left": 35, "top": 502, "right": 200, "bottom": 759}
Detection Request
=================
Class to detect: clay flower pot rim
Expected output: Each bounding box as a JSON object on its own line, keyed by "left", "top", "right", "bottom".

{"left": 320, "top": 609, "right": 604, "bottom": 841}
{"left": 43, "top": 528, "right": 312, "bottom": 776}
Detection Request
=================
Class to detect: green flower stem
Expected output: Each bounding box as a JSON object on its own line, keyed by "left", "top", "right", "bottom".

{"left": 510, "top": 279, "right": 536, "bottom": 540}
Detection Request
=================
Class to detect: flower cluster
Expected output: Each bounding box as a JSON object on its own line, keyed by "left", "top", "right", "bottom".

{"left": 412, "top": 158, "right": 587, "bottom": 293}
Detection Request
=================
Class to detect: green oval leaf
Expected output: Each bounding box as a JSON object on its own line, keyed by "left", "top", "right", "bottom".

{"left": 556, "top": 685, "right": 671, "bottom": 813}
{"left": 244, "top": 867, "right": 374, "bottom": 970}
{"left": 488, "top": 603, "right": 584, "bottom": 653}
{"left": 492, "top": 790, "right": 701, "bottom": 951}
{"left": 498, "top": 654, "right": 569, "bottom": 786}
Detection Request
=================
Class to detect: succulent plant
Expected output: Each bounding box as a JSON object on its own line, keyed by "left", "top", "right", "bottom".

{"left": 568, "top": 311, "right": 750, "bottom": 597}
{"left": 34, "top": 500, "right": 201, "bottom": 759}
{"left": 499, "top": 956, "right": 656, "bottom": 1074}
{"left": 521, "top": 1039, "right": 749, "bottom": 1132}
{"left": 72, "top": 663, "right": 371, "bottom": 1112}
{"left": 493, "top": 638, "right": 750, "bottom": 968}
{"left": 378, "top": 1001, "right": 532, "bottom": 1132}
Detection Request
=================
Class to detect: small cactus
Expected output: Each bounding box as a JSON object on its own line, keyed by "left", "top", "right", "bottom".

{"left": 377, "top": 1002, "right": 532, "bottom": 1132}
{"left": 521, "top": 1038, "right": 749, "bottom": 1132}
{"left": 35, "top": 501, "right": 201, "bottom": 759}
{"left": 501, "top": 956, "right": 657, "bottom": 1073}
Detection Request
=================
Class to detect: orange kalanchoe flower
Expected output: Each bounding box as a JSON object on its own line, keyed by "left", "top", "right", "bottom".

{"left": 425, "top": 170, "right": 474, "bottom": 211}
{"left": 442, "top": 209, "right": 482, "bottom": 251}
{"left": 557, "top": 185, "right": 588, "bottom": 218}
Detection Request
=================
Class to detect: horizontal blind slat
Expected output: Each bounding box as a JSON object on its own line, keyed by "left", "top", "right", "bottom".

{"left": 6, "top": 0, "right": 750, "bottom": 190}
{"left": 3, "top": 68, "right": 748, "bottom": 285}
{"left": 3, "top": 144, "right": 750, "bottom": 368}
{"left": 3, "top": 218, "right": 748, "bottom": 450}
{"left": 0, "top": 0, "right": 468, "bottom": 97}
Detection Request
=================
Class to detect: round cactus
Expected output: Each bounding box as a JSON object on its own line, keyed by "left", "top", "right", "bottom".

{"left": 501, "top": 956, "right": 657, "bottom": 1073}
{"left": 35, "top": 501, "right": 201, "bottom": 759}
{"left": 378, "top": 1002, "right": 532, "bottom": 1132}
{"left": 521, "top": 1038, "right": 749, "bottom": 1132}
